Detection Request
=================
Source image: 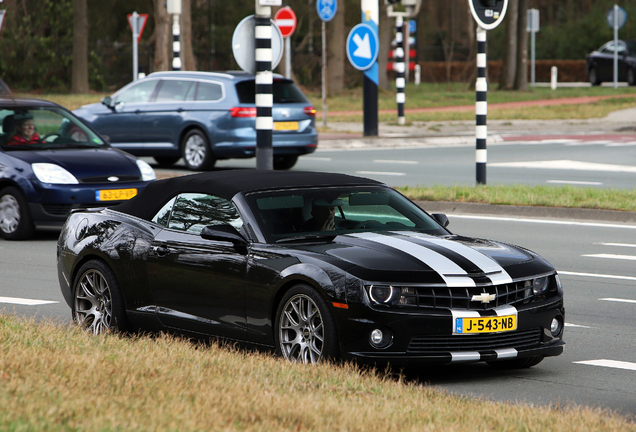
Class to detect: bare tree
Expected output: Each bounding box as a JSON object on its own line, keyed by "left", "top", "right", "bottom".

{"left": 499, "top": 0, "right": 518, "bottom": 90}
{"left": 326, "top": 0, "right": 345, "bottom": 93}
{"left": 515, "top": 0, "right": 528, "bottom": 90}
{"left": 71, "top": 0, "right": 89, "bottom": 93}
{"left": 181, "top": 0, "right": 197, "bottom": 71}
{"left": 153, "top": 0, "right": 171, "bottom": 72}
{"left": 378, "top": 1, "right": 392, "bottom": 91}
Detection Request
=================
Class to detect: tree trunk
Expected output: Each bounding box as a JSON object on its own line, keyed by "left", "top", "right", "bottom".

{"left": 181, "top": 0, "right": 197, "bottom": 71}
{"left": 153, "top": 0, "right": 171, "bottom": 72}
{"left": 327, "top": 0, "right": 345, "bottom": 93}
{"left": 71, "top": 0, "right": 89, "bottom": 93}
{"left": 378, "top": 1, "right": 391, "bottom": 91}
{"left": 499, "top": 0, "right": 518, "bottom": 90}
{"left": 514, "top": 0, "right": 528, "bottom": 90}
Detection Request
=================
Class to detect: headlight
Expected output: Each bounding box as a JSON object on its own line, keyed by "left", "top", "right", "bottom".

{"left": 367, "top": 285, "right": 418, "bottom": 306}
{"left": 533, "top": 277, "right": 549, "bottom": 295}
{"left": 369, "top": 285, "right": 395, "bottom": 304}
{"left": 136, "top": 159, "right": 156, "bottom": 181}
{"left": 32, "top": 163, "right": 78, "bottom": 184}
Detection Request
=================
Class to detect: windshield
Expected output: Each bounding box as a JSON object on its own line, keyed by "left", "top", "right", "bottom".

{"left": 0, "top": 106, "right": 106, "bottom": 151}
{"left": 245, "top": 186, "right": 448, "bottom": 243}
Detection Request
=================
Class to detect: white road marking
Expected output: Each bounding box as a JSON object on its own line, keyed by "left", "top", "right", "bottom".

{"left": 355, "top": 171, "right": 406, "bottom": 176}
{"left": 373, "top": 159, "right": 418, "bottom": 165}
{"left": 449, "top": 214, "right": 636, "bottom": 230}
{"left": 599, "top": 298, "right": 636, "bottom": 304}
{"left": 559, "top": 271, "right": 636, "bottom": 282}
{"left": 583, "top": 254, "right": 636, "bottom": 261}
{"left": 303, "top": 157, "right": 332, "bottom": 161}
{"left": 0, "top": 296, "right": 58, "bottom": 306}
{"left": 595, "top": 242, "right": 636, "bottom": 248}
{"left": 574, "top": 360, "right": 636, "bottom": 371}
{"left": 490, "top": 159, "right": 636, "bottom": 173}
{"left": 565, "top": 323, "right": 592, "bottom": 329}
{"left": 546, "top": 180, "right": 603, "bottom": 186}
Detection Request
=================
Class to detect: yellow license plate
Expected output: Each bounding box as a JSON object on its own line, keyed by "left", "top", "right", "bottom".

{"left": 274, "top": 121, "right": 299, "bottom": 131}
{"left": 456, "top": 315, "right": 517, "bottom": 334}
{"left": 96, "top": 188, "right": 138, "bottom": 202}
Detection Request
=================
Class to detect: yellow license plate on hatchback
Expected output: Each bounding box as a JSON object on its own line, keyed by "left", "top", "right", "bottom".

{"left": 274, "top": 121, "right": 299, "bottom": 131}
{"left": 456, "top": 315, "right": 517, "bottom": 334}
{"left": 96, "top": 188, "right": 138, "bottom": 202}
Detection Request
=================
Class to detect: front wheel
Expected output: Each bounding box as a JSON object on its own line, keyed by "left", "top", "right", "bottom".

{"left": 273, "top": 155, "right": 298, "bottom": 170}
{"left": 588, "top": 67, "right": 601, "bottom": 86}
{"left": 275, "top": 285, "right": 339, "bottom": 364}
{"left": 0, "top": 186, "right": 35, "bottom": 240}
{"left": 72, "top": 260, "right": 129, "bottom": 334}
{"left": 182, "top": 129, "right": 216, "bottom": 171}
{"left": 627, "top": 68, "right": 636, "bottom": 86}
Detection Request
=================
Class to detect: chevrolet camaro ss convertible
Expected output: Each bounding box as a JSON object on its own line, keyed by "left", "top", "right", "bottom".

{"left": 57, "top": 170, "right": 564, "bottom": 368}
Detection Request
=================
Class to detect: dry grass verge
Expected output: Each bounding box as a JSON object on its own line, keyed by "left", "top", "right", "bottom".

{"left": 0, "top": 315, "right": 634, "bottom": 432}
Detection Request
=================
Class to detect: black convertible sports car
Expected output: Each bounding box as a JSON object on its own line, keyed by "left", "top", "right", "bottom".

{"left": 57, "top": 171, "right": 565, "bottom": 368}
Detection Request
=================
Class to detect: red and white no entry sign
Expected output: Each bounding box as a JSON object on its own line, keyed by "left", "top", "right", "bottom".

{"left": 274, "top": 6, "right": 297, "bottom": 39}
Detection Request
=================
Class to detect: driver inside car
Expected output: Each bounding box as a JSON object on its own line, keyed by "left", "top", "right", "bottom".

{"left": 7, "top": 113, "right": 40, "bottom": 146}
{"left": 303, "top": 200, "right": 336, "bottom": 232}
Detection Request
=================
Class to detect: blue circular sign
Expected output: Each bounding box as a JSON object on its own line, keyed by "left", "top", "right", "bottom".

{"left": 346, "top": 23, "right": 379, "bottom": 71}
{"left": 607, "top": 6, "right": 627, "bottom": 29}
{"left": 316, "top": 0, "right": 338, "bottom": 22}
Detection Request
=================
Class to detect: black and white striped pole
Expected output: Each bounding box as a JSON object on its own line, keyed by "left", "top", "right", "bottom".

{"left": 395, "top": 15, "right": 406, "bottom": 125}
{"left": 167, "top": 0, "right": 182, "bottom": 71}
{"left": 468, "top": 0, "right": 508, "bottom": 185}
{"left": 255, "top": 0, "right": 274, "bottom": 170}
{"left": 475, "top": 27, "right": 487, "bottom": 185}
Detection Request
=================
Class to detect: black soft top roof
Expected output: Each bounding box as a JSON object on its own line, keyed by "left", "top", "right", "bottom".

{"left": 113, "top": 170, "right": 384, "bottom": 220}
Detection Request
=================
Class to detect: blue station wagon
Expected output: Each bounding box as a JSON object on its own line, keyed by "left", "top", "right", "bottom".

{"left": 73, "top": 71, "right": 318, "bottom": 171}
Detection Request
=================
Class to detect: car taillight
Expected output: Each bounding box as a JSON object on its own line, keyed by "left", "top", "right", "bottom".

{"left": 303, "top": 106, "right": 317, "bottom": 116}
{"left": 230, "top": 107, "right": 257, "bottom": 117}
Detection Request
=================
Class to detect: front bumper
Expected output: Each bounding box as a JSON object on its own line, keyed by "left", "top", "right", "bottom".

{"left": 334, "top": 299, "right": 565, "bottom": 366}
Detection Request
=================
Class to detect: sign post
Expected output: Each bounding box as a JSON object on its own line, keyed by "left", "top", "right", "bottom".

{"left": 167, "top": 0, "right": 182, "bottom": 71}
{"left": 468, "top": 0, "right": 508, "bottom": 185}
{"left": 527, "top": 8, "right": 539, "bottom": 87}
{"left": 275, "top": 6, "right": 297, "bottom": 79}
{"left": 127, "top": 12, "right": 148, "bottom": 81}
{"left": 606, "top": 5, "right": 627, "bottom": 89}
{"left": 316, "top": 0, "right": 337, "bottom": 128}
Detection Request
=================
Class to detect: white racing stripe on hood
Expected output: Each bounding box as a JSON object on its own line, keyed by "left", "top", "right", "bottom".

{"left": 349, "top": 232, "right": 476, "bottom": 287}
{"left": 398, "top": 232, "right": 513, "bottom": 285}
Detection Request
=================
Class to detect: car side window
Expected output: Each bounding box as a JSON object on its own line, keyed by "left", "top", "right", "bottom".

{"left": 155, "top": 80, "right": 194, "bottom": 102}
{"left": 114, "top": 80, "right": 158, "bottom": 104}
{"left": 152, "top": 197, "right": 177, "bottom": 226}
{"left": 167, "top": 193, "right": 243, "bottom": 234}
{"left": 195, "top": 82, "right": 223, "bottom": 101}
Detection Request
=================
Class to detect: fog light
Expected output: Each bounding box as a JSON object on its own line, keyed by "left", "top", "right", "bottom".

{"left": 550, "top": 317, "right": 562, "bottom": 336}
{"left": 370, "top": 329, "right": 383, "bottom": 345}
{"left": 369, "top": 328, "right": 392, "bottom": 349}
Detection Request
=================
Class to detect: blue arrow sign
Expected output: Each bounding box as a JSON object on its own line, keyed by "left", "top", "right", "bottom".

{"left": 346, "top": 23, "right": 379, "bottom": 71}
{"left": 316, "top": 0, "right": 337, "bottom": 22}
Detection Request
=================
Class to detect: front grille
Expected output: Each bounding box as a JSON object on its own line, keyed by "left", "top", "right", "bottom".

{"left": 79, "top": 175, "right": 140, "bottom": 184}
{"left": 407, "top": 328, "right": 542, "bottom": 354}
{"left": 414, "top": 281, "right": 534, "bottom": 311}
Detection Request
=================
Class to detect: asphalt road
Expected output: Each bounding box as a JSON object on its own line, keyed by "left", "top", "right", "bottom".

{"left": 2, "top": 211, "right": 635, "bottom": 416}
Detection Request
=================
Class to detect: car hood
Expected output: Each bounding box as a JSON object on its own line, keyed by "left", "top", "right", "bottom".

{"left": 8, "top": 148, "right": 140, "bottom": 179}
{"left": 291, "top": 231, "right": 550, "bottom": 284}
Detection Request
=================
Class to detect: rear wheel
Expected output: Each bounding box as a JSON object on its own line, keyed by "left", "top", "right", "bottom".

{"left": 153, "top": 156, "right": 180, "bottom": 166}
{"left": 182, "top": 129, "right": 216, "bottom": 171}
{"left": 275, "top": 284, "right": 339, "bottom": 364}
{"left": 487, "top": 356, "right": 544, "bottom": 369}
{"left": 72, "top": 260, "right": 129, "bottom": 334}
{"left": 0, "top": 186, "right": 35, "bottom": 240}
{"left": 273, "top": 155, "right": 298, "bottom": 170}
{"left": 588, "top": 67, "right": 601, "bottom": 86}
{"left": 627, "top": 68, "right": 636, "bottom": 86}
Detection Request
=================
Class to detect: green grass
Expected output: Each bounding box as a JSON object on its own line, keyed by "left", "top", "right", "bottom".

{"left": 398, "top": 184, "right": 636, "bottom": 212}
{"left": 1, "top": 315, "right": 634, "bottom": 432}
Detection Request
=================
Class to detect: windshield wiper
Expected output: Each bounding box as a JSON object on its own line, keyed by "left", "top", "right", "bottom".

{"left": 275, "top": 233, "right": 338, "bottom": 244}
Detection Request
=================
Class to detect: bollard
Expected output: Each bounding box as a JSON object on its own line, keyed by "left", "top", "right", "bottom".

{"left": 415, "top": 64, "right": 421, "bottom": 86}
{"left": 551, "top": 66, "right": 557, "bottom": 90}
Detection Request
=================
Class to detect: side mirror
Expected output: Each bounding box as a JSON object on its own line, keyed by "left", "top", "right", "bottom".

{"left": 101, "top": 96, "right": 114, "bottom": 109}
{"left": 431, "top": 213, "right": 450, "bottom": 228}
{"left": 201, "top": 224, "right": 248, "bottom": 246}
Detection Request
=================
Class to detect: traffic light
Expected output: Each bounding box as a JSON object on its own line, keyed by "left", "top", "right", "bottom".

{"left": 469, "top": 0, "right": 508, "bottom": 30}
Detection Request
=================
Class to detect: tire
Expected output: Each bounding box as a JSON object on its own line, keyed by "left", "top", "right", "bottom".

{"left": 274, "top": 284, "right": 339, "bottom": 364}
{"left": 627, "top": 68, "right": 636, "bottom": 87}
{"left": 153, "top": 156, "right": 180, "bottom": 166}
{"left": 273, "top": 155, "right": 298, "bottom": 170}
{"left": 181, "top": 129, "right": 216, "bottom": 171}
{"left": 588, "top": 67, "right": 601, "bottom": 86}
{"left": 0, "top": 186, "right": 35, "bottom": 240}
{"left": 487, "top": 355, "right": 544, "bottom": 370}
{"left": 72, "top": 260, "right": 129, "bottom": 334}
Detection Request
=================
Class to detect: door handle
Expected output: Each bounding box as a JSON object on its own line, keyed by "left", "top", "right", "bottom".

{"left": 153, "top": 245, "right": 171, "bottom": 257}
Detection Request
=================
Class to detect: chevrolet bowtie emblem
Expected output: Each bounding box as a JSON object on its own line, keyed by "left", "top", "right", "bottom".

{"left": 472, "top": 293, "right": 496, "bottom": 304}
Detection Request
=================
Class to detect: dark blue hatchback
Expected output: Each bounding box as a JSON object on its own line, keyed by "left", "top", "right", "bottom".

{"left": 0, "top": 97, "right": 156, "bottom": 240}
{"left": 73, "top": 71, "right": 318, "bottom": 171}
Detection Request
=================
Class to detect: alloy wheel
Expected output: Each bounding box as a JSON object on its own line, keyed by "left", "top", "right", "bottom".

{"left": 279, "top": 294, "right": 325, "bottom": 363}
{"left": 74, "top": 269, "right": 113, "bottom": 334}
{"left": 184, "top": 133, "right": 207, "bottom": 169}
{"left": 0, "top": 194, "right": 20, "bottom": 234}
